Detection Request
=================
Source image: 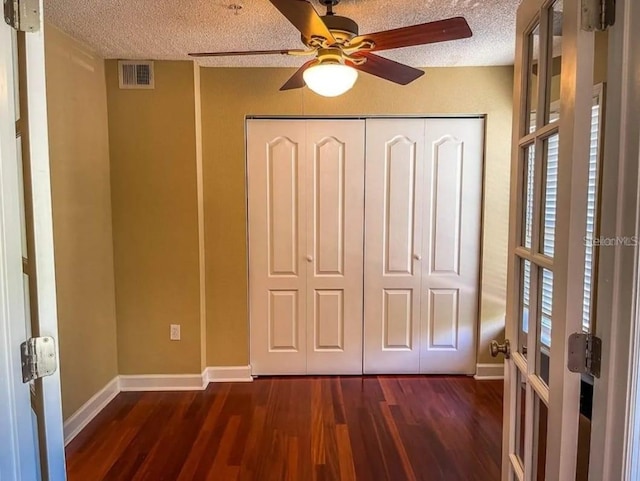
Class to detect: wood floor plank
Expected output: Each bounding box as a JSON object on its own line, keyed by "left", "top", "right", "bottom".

{"left": 206, "top": 415, "right": 241, "bottom": 481}
{"left": 66, "top": 376, "right": 503, "bottom": 481}
{"left": 175, "top": 385, "right": 231, "bottom": 481}
{"left": 379, "top": 402, "right": 418, "bottom": 481}
{"left": 286, "top": 435, "right": 299, "bottom": 481}
{"left": 336, "top": 424, "right": 357, "bottom": 481}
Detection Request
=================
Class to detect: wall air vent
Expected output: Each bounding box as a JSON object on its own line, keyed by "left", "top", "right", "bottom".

{"left": 118, "top": 60, "right": 155, "bottom": 89}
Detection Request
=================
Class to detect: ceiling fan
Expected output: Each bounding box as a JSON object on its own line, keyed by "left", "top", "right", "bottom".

{"left": 189, "top": 0, "right": 473, "bottom": 97}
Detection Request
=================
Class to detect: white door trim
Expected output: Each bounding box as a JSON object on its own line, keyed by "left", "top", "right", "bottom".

{"left": 23, "top": 18, "right": 67, "bottom": 479}
{"left": 621, "top": 3, "right": 640, "bottom": 476}
{"left": 627, "top": 185, "right": 640, "bottom": 478}
{"left": 589, "top": 0, "right": 640, "bottom": 479}
{"left": 0, "top": 21, "right": 38, "bottom": 481}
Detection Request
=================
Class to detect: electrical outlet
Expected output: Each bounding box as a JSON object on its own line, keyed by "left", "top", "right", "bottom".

{"left": 170, "top": 324, "right": 181, "bottom": 341}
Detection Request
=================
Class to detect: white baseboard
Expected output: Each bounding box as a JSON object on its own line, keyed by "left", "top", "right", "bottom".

{"left": 474, "top": 363, "right": 505, "bottom": 380}
{"left": 118, "top": 365, "right": 253, "bottom": 391}
{"left": 205, "top": 365, "right": 253, "bottom": 383}
{"left": 63, "top": 376, "right": 120, "bottom": 445}
{"left": 119, "top": 373, "right": 207, "bottom": 392}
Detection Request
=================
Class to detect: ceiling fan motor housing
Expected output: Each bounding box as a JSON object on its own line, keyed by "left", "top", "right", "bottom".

{"left": 303, "top": 14, "right": 359, "bottom": 46}
{"left": 322, "top": 15, "right": 359, "bottom": 36}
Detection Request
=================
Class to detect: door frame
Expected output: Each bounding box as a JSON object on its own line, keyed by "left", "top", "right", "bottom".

{"left": 589, "top": 0, "right": 640, "bottom": 478}
{"left": 0, "top": 20, "right": 39, "bottom": 481}
{"left": 245, "top": 115, "right": 487, "bottom": 376}
{"left": 23, "top": 17, "right": 67, "bottom": 479}
{"left": 0, "top": 6, "right": 66, "bottom": 480}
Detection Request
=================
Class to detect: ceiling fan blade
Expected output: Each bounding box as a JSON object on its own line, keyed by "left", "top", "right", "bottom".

{"left": 350, "top": 53, "right": 424, "bottom": 85}
{"left": 280, "top": 59, "right": 317, "bottom": 91}
{"left": 269, "top": 0, "right": 336, "bottom": 44}
{"left": 351, "top": 17, "right": 472, "bottom": 52}
{"left": 189, "top": 49, "right": 308, "bottom": 57}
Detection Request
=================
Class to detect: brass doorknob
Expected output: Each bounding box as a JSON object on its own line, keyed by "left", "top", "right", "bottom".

{"left": 490, "top": 339, "right": 511, "bottom": 359}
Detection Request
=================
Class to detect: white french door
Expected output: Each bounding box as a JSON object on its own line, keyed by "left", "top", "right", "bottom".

{"left": 499, "top": 0, "right": 595, "bottom": 479}
{"left": 363, "top": 118, "right": 483, "bottom": 375}
{"left": 247, "top": 119, "right": 365, "bottom": 375}
{"left": 0, "top": 7, "right": 66, "bottom": 481}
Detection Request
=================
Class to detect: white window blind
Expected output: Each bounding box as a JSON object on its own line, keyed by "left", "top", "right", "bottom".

{"left": 540, "top": 132, "right": 559, "bottom": 347}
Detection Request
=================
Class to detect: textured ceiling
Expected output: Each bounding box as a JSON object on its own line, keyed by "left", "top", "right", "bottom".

{"left": 45, "top": 0, "right": 520, "bottom": 68}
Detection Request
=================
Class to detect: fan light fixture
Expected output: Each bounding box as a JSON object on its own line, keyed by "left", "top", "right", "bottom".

{"left": 303, "top": 62, "right": 358, "bottom": 97}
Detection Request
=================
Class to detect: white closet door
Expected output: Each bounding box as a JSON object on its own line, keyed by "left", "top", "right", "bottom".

{"left": 305, "top": 121, "right": 365, "bottom": 374}
{"left": 419, "top": 118, "right": 483, "bottom": 374}
{"left": 364, "top": 119, "right": 425, "bottom": 374}
{"left": 248, "top": 120, "right": 307, "bottom": 375}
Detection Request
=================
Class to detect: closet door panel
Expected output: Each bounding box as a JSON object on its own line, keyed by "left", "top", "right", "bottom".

{"left": 364, "top": 119, "right": 424, "bottom": 374}
{"left": 248, "top": 120, "right": 307, "bottom": 375}
{"left": 306, "top": 121, "right": 365, "bottom": 374}
{"left": 419, "top": 118, "right": 483, "bottom": 374}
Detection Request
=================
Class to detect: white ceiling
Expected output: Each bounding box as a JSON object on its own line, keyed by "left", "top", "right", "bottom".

{"left": 45, "top": 0, "right": 520, "bottom": 68}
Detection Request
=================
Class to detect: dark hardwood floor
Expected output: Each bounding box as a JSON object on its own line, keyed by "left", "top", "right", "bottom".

{"left": 65, "top": 376, "right": 503, "bottom": 481}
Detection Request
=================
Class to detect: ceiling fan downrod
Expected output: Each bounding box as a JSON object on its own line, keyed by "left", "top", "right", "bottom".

{"left": 319, "top": 0, "right": 340, "bottom": 16}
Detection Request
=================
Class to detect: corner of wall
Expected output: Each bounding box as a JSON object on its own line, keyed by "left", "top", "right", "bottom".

{"left": 44, "top": 22, "right": 120, "bottom": 420}
{"left": 193, "top": 62, "right": 207, "bottom": 372}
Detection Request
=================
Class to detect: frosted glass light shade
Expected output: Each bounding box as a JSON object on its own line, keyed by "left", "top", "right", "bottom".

{"left": 303, "top": 63, "right": 358, "bottom": 97}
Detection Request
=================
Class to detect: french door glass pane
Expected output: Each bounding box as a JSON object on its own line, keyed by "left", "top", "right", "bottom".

{"left": 526, "top": 23, "right": 541, "bottom": 134}
{"left": 542, "top": 134, "right": 559, "bottom": 257}
{"left": 523, "top": 144, "right": 536, "bottom": 250}
{"left": 516, "top": 370, "right": 527, "bottom": 465}
{"left": 534, "top": 396, "right": 549, "bottom": 480}
{"left": 520, "top": 258, "right": 532, "bottom": 357}
{"left": 545, "top": 0, "right": 564, "bottom": 125}
{"left": 538, "top": 268, "right": 553, "bottom": 385}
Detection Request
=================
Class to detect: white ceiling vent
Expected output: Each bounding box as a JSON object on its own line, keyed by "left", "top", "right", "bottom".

{"left": 118, "top": 60, "right": 155, "bottom": 89}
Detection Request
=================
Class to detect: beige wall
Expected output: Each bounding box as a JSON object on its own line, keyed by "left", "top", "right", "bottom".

{"left": 200, "top": 66, "right": 515, "bottom": 366}
{"left": 44, "top": 24, "right": 119, "bottom": 419}
{"left": 105, "top": 60, "right": 202, "bottom": 374}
